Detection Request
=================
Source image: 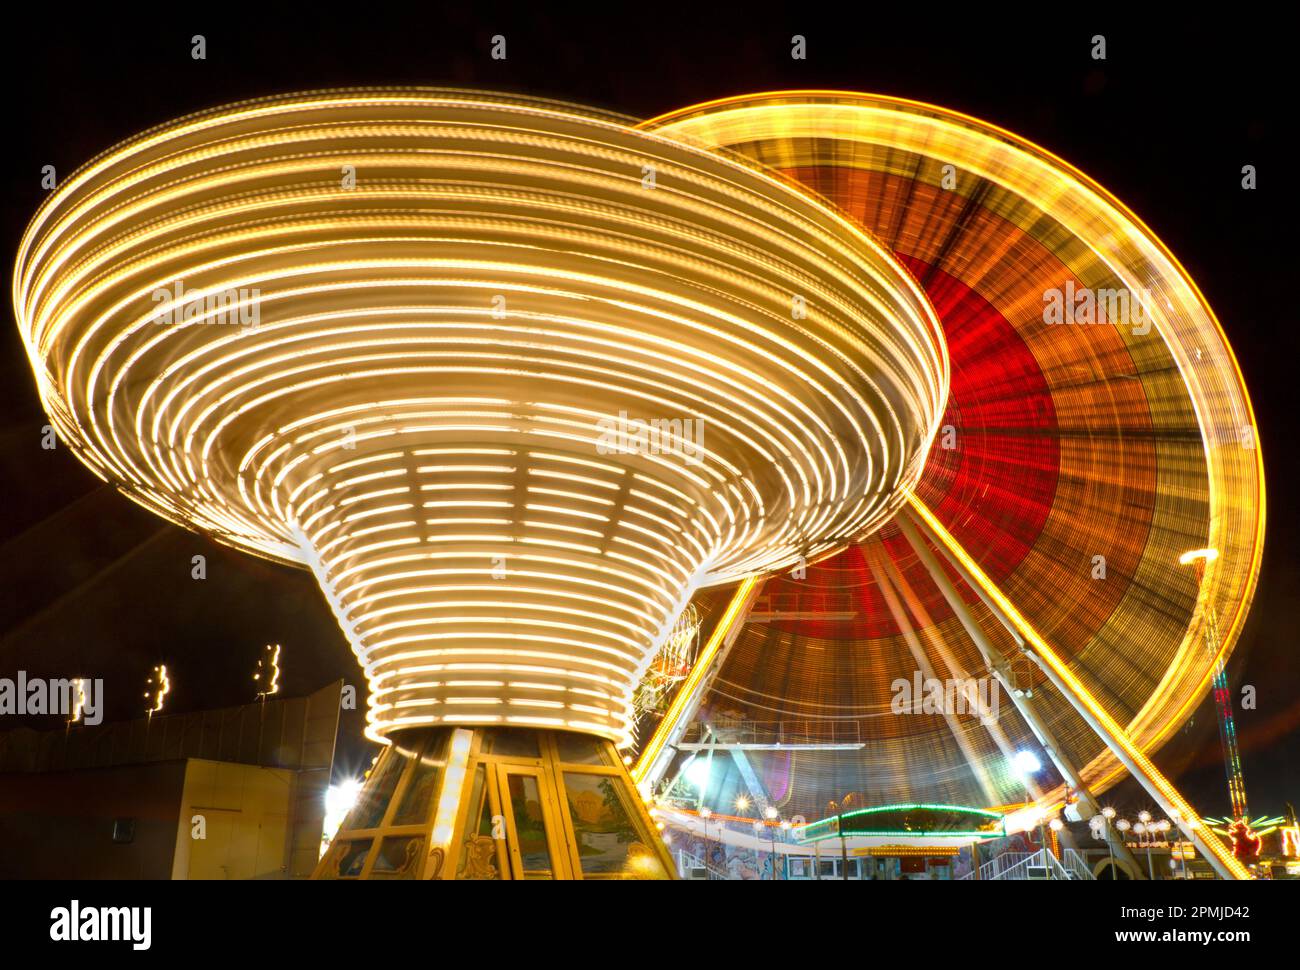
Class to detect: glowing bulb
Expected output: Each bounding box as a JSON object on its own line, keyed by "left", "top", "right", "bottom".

{"left": 1178, "top": 548, "right": 1220, "bottom": 566}
{"left": 1011, "top": 751, "right": 1042, "bottom": 776}
{"left": 684, "top": 757, "right": 711, "bottom": 790}
{"left": 321, "top": 778, "right": 363, "bottom": 856}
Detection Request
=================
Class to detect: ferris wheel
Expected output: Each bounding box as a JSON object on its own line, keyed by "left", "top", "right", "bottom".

{"left": 635, "top": 92, "right": 1263, "bottom": 881}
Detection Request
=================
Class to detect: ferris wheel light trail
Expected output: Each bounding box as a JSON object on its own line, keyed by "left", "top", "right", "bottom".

{"left": 254, "top": 643, "right": 282, "bottom": 699}
{"left": 646, "top": 92, "right": 1265, "bottom": 758}
{"left": 905, "top": 495, "right": 1252, "bottom": 880}
{"left": 67, "top": 678, "right": 86, "bottom": 725}
{"left": 639, "top": 91, "right": 1265, "bottom": 852}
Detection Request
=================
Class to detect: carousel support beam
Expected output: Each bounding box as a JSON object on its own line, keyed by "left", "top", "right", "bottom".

{"left": 728, "top": 746, "right": 772, "bottom": 815}
{"left": 865, "top": 547, "right": 1002, "bottom": 805}
{"left": 633, "top": 577, "right": 764, "bottom": 790}
{"left": 697, "top": 727, "right": 716, "bottom": 811}
{"left": 902, "top": 497, "right": 1251, "bottom": 881}
{"left": 895, "top": 510, "right": 1146, "bottom": 876}
{"left": 881, "top": 545, "right": 1062, "bottom": 803}
{"left": 676, "top": 742, "right": 864, "bottom": 751}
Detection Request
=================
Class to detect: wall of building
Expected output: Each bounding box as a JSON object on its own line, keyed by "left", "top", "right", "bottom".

{"left": 171, "top": 759, "right": 295, "bottom": 879}
{"left": 0, "top": 682, "right": 340, "bottom": 878}
{"left": 0, "top": 761, "right": 186, "bottom": 878}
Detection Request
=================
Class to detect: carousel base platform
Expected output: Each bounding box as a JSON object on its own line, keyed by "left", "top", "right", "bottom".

{"left": 315, "top": 727, "right": 674, "bottom": 880}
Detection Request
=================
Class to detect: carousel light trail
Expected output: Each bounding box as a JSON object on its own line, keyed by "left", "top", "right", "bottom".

{"left": 14, "top": 89, "right": 947, "bottom": 749}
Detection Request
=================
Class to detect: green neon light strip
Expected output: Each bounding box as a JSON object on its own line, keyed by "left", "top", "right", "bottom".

{"left": 798, "top": 831, "right": 1001, "bottom": 844}
{"left": 834, "top": 802, "right": 1003, "bottom": 821}
{"left": 799, "top": 802, "right": 1004, "bottom": 842}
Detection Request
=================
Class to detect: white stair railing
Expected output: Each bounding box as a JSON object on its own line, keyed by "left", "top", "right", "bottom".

{"left": 1062, "top": 848, "right": 1096, "bottom": 880}
{"left": 677, "top": 850, "right": 730, "bottom": 880}
{"left": 960, "top": 850, "right": 1032, "bottom": 880}
{"left": 994, "top": 848, "right": 1072, "bottom": 880}
{"left": 961, "top": 848, "right": 1090, "bottom": 880}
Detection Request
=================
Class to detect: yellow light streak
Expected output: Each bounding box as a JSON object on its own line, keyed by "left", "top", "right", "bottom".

{"left": 145, "top": 664, "right": 170, "bottom": 716}
{"left": 254, "top": 643, "right": 282, "bottom": 698}
{"left": 632, "top": 576, "right": 758, "bottom": 784}
{"left": 908, "top": 495, "right": 1251, "bottom": 880}
{"left": 1179, "top": 547, "right": 1220, "bottom": 567}
{"left": 430, "top": 727, "right": 473, "bottom": 850}
{"left": 67, "top": 678, "right": 86, "bottom": 725}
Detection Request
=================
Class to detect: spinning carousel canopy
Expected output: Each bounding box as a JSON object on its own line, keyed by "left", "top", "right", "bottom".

{"left": 13, "top": 89, "right": 948, "bottom": 746}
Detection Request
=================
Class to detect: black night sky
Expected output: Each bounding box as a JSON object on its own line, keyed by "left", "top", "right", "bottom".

{"left": 2, "top": 9, "right": 1295, "bottom": 816}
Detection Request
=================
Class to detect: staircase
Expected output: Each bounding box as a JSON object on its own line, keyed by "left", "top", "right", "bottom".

{"left": 676, "top": 850, "right": 731, "bottom": 880}
{"left": 960, "top": 848, "right": 1095, "bottom": 880}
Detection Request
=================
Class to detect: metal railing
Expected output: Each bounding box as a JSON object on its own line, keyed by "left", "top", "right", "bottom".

{"left": 676, "top": 850, "right": 730, "bottom": 880}
{"left": 751, "top": 592, "right": 858, "bottom": 615}
{"left": 959, "top": 850, "right": 1031, "bottom": 880}
{"left": 1061, "top": 848, "right": 1097, "bottom": 880}
{"left": 682, "top": 719, "right": 863, "bottom": 746}
{"left": 960, "top": 848, "right": 1093, "bottom": 880}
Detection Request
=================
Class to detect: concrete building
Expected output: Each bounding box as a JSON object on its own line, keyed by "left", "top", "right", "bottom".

{"left": 0, "top": 681, "right": 340, "bottom": 879}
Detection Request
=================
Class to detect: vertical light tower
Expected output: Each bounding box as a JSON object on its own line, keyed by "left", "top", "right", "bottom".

{"left": 1180, "top": 549, "right": 1250, "bottom": 824}
{"left": 14, "top": 90, "right": 947, "bottom": 879}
